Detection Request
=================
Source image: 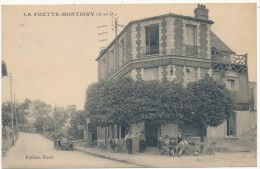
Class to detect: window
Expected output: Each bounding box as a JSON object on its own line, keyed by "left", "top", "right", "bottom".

{"left": 226, "top": 79, "right": 236, "bottom": 91}
{"left": 185, "top": 24, "right": 197, "bottom": 55}
{"left": 109, "top": 49, "right": 115, "bottom": 73}
{"left": 101, "top": 58, "right": 106, "bottom": 78}
{"left": 181, "top": 125, "right": 207, "bottom": 137}
{"left": 145, "top": 24, "right": 159, "bottom": 55}
{"left": 117, "top": 125, "right": 129, "bottom": 138}
{"left": 119, "top": 39, "right": 125, "bottom": 66}
{"left": 227, "top": 113, "right": 237, "bottom": 137}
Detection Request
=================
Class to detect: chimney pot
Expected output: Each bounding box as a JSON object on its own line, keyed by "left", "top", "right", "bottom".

{"left": 194, "top": 4, "right": 209, "bottom": 20}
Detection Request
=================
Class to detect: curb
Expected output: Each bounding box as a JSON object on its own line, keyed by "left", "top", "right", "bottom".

{"left": 75, "top": 147, "right": 149, "bottom": 168}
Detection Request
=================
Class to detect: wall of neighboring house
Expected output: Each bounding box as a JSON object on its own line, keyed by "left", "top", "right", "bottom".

{"left": 206, "top": 111, "right": 256, "bottom": 152}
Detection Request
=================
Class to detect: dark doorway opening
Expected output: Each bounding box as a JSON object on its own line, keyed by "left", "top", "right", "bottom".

{"left": 145, "top": 121, "right": 158, "bottom": 147}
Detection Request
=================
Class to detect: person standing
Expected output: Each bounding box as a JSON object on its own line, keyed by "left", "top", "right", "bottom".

{"left": 139, "top": 131, "right": 146, "bottom": 153}
{"left": 124, "top": 131, "right": 132, "bottom": 154}
{"left": 177, "top": 130, "right": 183, "bottom": 143}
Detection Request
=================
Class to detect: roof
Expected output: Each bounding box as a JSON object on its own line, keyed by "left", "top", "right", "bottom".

{"left": 96, "top": 13, "right": 214, "bottom": 61}
{"left": 211, "top": 31, "right": 233, "bottom": 52}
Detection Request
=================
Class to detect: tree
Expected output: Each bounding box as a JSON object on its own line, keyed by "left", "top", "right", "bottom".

{"left": 2, "top": 100, "right": 31, "bottom": 127}
{"left": 85, "top": 77, "right": 188, "bottom": 126}
{"left": 53, "top": 107, "right": 69, "bottom": 131}
{"left": 32, "top": 100, "right": 52, "bottom": 132}
{"left": 68, "top": 110, "right": 87, "bottom": 139}
{"left": 2, "top": 102, "right": 12, "bottom": 127}
{"left": 186, "top": 77, "right": 235, "bottom": 151}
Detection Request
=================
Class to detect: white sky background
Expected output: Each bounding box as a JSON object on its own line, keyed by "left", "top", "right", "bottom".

{"left": 1, "top": 3, "right": 257, "bottom": 110}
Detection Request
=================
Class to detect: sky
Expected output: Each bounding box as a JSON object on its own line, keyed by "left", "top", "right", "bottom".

{"left": 1, "top": 3, "right": 257, "bottom": 110}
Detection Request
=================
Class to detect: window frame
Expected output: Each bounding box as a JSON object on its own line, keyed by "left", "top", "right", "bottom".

{"left": 145, "top": 24, "right": 160, "bottom": 55}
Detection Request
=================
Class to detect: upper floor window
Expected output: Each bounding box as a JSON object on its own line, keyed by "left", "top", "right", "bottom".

{"left": 119, "top": 39, "right": 125, "bottom": 66}
{"left": 145, "top": 24, "right": 159, "bottom": 55}
{"left": 110, "top": 48, "right": 115, "bottom": 73}
{"left": 185, "top": 24, "right": 197, "bottom": 55}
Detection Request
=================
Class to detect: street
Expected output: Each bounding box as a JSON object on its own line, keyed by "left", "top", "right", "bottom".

{"left": 2, "top": 132, "right": 138, "bottom": 168}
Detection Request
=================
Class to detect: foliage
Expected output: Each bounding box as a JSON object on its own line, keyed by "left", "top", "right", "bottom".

{"left": 2, "top": 102, "right": 12, "bottom": 127}
{"left": 2, "top": 100, "right": 31, "bottom": 127}
{"left": 53, "top": 107, "right": 69, "bottom": 131}
{"left": 85, "top": 77, "right": 235, "bottom": 140}
{"left": 68, "top": 110, "right": 87, "bottom": 139}
{"left": 32, "top": 100, "right": 52, "bottom": 132}
{"left": 186, "top": 77, "right": 235, "bottom": 128}
{"left": 85, "top": 77, "right": 190, "bottom": 126}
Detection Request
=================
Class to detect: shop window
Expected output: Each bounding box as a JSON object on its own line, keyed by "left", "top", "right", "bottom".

{"left": 145, "top": 24, "right": 159, "bottom": 55}
{"left": 227, "top": 113, "right": 237, "bottom": 137}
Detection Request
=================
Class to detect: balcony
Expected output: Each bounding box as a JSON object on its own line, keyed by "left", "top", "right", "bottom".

{"left": 211, "top": 48, "right": 247, "bottom": 74}
{"left": 185, "top": 45, "right": 198, "bottom": 55}
{"left": 146, "top": 45, "right": 159, "bottom": 55}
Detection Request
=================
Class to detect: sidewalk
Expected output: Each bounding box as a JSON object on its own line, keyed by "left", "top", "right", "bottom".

{"left": 75, "top": 145, "right": 257, "bottom": 168}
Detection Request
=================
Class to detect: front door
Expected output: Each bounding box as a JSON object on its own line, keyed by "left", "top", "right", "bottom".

{"left": 145, "top": 121, "right": 158, "bottom": 147}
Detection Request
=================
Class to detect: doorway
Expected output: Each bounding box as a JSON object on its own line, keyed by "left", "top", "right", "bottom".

{"left": 145, "top": 121, "right": 159, "bottom": 147}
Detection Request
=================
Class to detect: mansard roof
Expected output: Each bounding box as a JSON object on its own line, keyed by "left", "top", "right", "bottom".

{"left": 211, "top": 31, "right": 233, "bottom": 52}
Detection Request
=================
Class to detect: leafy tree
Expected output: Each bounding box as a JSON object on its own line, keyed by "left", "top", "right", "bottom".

{"left": 85, "top": 77, "right": 188, "bottom": 126}
{"left": 186, "top": 77, "right": 235, "bottom": 151}
{"left": 2, "top": 100, "right": 31, "bottom": 127}
{"left": 2, "top": 102, "right": 12, "bottom": 127}
{"left": 32, "top": 100, "right": 52, "bottom": 132}
{"left": 53, "top": 107, "right": 69, "bottom": 131}
{"left": 68, "top": 110, "right": 87, "bottom": 139}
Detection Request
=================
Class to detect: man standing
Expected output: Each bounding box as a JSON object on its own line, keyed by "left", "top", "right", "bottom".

{"left": 124, "top": 131, "right": 132, "bottom": 154}
{"left": 139, "top": 131, "right": 146, "bottom": 153}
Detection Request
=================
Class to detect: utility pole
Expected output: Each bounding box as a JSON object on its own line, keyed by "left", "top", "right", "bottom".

{"left": 9, "top": 73, "right": 14, "bottom": 145}
{"left": 14, "top": 93, "right": 18, "bottom": 140}
{"left": 54, "top": 103, "right": 57, "bottom": 132}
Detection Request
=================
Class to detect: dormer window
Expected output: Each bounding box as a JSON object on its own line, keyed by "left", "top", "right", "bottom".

{"left": 145, "top": 24, "right": 159, "bottom": 55}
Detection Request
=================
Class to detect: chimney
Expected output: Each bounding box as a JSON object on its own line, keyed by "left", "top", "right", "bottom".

{"left": 194, "top": 4, "right": 209, "bottom": 20}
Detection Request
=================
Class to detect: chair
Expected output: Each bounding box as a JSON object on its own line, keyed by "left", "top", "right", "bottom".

{"left": 205, "top": 142, "right": 216, "bottom": 155}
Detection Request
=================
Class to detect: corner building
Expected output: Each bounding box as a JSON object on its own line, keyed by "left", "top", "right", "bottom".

{"left": 95, "top": 5, "right": 253, "bottom": 152}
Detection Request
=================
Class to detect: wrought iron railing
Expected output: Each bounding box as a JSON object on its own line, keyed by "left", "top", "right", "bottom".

{"left": 211, "top": 48, "right": 246, "bottom": 65}
{"left": 185, "top": 45, "right": 198, "bottom": 55}
{"left": 146, "top": 45, "right": 159, "bottom": 55}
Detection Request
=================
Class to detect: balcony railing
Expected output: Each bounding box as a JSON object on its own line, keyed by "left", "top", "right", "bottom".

{"left": 185, "top": 45, "right": 198, "bottom": 55}
{"left": 146, "top": 45, "right": 159, "bottom": 55}
{"left": 211, "top": 48, "right": 246, "bottom": 65}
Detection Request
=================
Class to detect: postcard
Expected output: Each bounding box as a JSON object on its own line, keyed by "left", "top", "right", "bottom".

{"left": 1, "top": 2, "right": 257, "bottom": 168}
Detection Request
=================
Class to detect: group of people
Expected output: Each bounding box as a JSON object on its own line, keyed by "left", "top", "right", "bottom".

{"left": 110, "top": 130, "right": 198, "bottom": 157}
{"left": 124, "top": 131, "right": 146, "bottom": 154}
{"left": 158, "top": 131, "right": 198, "bottom": 157}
